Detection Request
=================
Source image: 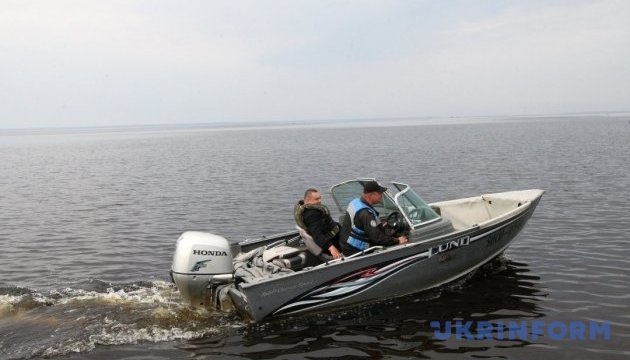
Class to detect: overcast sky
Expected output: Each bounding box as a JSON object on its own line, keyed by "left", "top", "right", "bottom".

{"left": 1, "top": 0, "right": 629, "bottom": 129}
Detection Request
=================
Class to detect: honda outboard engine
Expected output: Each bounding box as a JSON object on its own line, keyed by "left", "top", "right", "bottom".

{"left": 171, "top": 231, "right": 234, "bottom": 308}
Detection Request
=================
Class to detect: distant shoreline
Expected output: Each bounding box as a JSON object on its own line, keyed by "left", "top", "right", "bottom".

{"left": 1, "top": 112, "right": 628, "bottom": 136}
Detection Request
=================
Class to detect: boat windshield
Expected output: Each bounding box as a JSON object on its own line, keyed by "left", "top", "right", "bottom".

{"left": 330, "top": 179, "right": 440, "bottom": 227}
{"left": 330, "top": 179, "right": 400, "bottom": 219}
{"left": 391, "top": 182, "right": 441, "bottom": 227}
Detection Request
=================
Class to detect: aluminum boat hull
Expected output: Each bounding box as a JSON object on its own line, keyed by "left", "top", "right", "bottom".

{"left": 228, "top": 191, "right": 543, "bottom": 321}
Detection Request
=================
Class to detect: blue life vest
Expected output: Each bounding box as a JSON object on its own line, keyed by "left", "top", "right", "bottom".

{"left": 346, "top": 198, "right": 379, "bottom": 251}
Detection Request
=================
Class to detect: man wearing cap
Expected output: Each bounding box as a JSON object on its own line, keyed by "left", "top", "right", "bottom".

{"left": 339, "top": 181, "right": 409, "bottom": 255}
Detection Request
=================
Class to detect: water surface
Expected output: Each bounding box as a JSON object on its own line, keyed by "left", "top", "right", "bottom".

{"left": 1, "top": 116, "right": 628, "bottom": 359}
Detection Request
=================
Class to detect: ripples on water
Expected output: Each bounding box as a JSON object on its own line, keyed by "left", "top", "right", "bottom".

{"left": 1, "top": 117, "right": 629, "bottom": 359}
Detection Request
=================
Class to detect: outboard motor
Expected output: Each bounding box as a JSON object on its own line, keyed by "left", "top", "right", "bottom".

{"left": 171, "top": 231, "right": 234, "bottom": 308}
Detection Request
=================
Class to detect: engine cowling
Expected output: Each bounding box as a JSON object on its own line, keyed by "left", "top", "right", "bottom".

{"left": 171, "top": 231, "right": 234, "bottom": 308}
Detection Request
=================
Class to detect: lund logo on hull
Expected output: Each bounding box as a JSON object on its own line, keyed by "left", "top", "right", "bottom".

{"left": 428, "top": 236, "right": 470, "bottom": 258}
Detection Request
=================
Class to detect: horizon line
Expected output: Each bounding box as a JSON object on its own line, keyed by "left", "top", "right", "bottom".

{"left": 1, "top": 110, "right": 628, "bottom": 132}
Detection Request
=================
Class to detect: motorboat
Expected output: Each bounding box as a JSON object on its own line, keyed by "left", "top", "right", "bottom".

{"left": 171, "top": 179, "right": 544, "bottom": 322}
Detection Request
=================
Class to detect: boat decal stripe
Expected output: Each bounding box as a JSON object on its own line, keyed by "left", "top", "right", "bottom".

{"left": 272, "top": 251, "right": 430, "bottom": 316}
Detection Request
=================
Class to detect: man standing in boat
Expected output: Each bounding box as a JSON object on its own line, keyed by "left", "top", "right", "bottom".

{"left": 294, "top": 188, "right": 343, "bottom": 259}
{"left": 339, "top": 181, "right": 408, "bottom": 255}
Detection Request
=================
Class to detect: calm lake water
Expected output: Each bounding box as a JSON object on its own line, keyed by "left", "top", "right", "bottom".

{"left": 1, "top": 116, "right": 628, "bottom": 359}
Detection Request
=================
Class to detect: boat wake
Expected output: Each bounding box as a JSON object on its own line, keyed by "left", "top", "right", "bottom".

{"left": 0, "top": 280, "right": 243, "bottom": 359}
{"left": 0, "top": 256, "right": 525, "bottom": 359}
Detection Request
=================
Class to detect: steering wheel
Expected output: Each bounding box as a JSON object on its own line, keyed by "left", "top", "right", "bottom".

{"left": 386, "top": 211, "right": 405, "bottom": 235}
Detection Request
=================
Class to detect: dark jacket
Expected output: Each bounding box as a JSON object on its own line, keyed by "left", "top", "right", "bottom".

{"left": 302, "top": 206, "right": 341, "bottom": 252}
{"left": 339, "top": 197, "right": 398, "bottom": 255}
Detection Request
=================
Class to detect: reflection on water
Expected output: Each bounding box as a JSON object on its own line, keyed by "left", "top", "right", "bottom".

{"left": 176, "top": 257, "right": 546, "bottom": 359}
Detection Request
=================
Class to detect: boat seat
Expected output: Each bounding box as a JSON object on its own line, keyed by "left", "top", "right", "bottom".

{"left": 262, "top": 244, "right": 308, "bottom": 270}
{"left": 272, "top": 253, "right": 307, "bottom": 270}
{"left": 296, "top": 226, "right": 333, "bottom": 262}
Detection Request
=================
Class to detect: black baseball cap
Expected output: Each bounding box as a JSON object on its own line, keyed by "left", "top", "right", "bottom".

{"left": 363, "top": 180, "right": 387, "bottom": 193}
